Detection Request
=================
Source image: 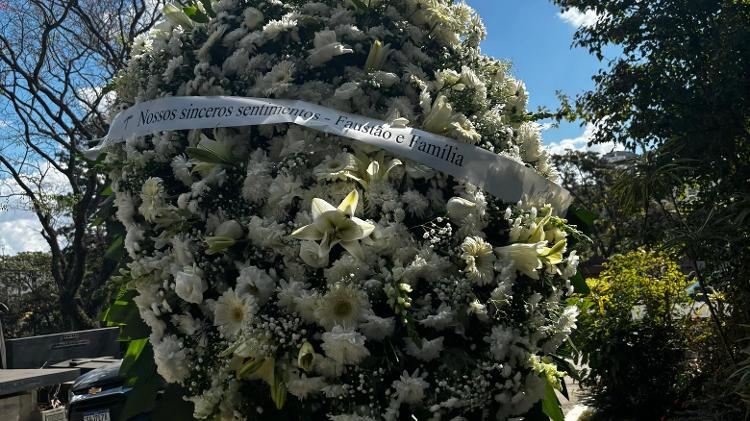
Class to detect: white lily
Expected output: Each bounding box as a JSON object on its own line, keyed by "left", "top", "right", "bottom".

{"left": 292, "top": 190, "right": 374, "bottom": 261}
{"left": 495, "top": 242, "right": 547, "bottom": 280}
{"left": 345, "top": 153, "right": 402, "bottom": 189}
{"left": 163, "top": 4, "right": 194, "bottom": 30}
{"left": 307, "top": 30, "right": 353, "bottom": 67}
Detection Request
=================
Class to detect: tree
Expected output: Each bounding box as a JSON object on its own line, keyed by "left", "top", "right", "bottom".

{"left": 552, "top": 0, "right": 750, "bottom": 414}
{"left": 551, "top": 0, "right": 750, "bottom": 328}
{"left": 552, "top": 150, "right": 642, "bottom": 257}
{"left": 0, "top": 0, "right": 164, "bottom": 329}
{"left": 0, "top": 252, "right": 61, "bottom": 337}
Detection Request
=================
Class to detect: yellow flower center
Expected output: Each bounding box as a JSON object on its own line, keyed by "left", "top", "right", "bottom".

{"left": 333, "top": 300, "right": 353, "bottom": 318}
{"left": 231, "top": 306, "right": 245, "bottom": 322}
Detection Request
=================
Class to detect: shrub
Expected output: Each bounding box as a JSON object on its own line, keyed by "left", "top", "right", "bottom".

{"left": 574, "top": 249, "right": 694, "bottom": 417}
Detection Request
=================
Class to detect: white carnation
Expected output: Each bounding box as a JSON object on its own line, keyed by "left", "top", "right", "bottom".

{"left": 174, "top": 265, "right": 207, "bottom": 304}
{"left": 321, "top": 325, "right": 370, "bottom": 365}
{"left": 404, "top": 336, "right": 444, "bottom": 362}
{"left": 153, "top": 335, "right": 189, "bottom": 383}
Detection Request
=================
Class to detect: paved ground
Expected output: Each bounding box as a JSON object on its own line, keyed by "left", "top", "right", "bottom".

{"left": 557, "top": 376, "right": 593, "bottom": 421}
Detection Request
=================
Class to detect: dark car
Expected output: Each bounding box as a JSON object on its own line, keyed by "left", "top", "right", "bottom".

{"left": 67, "top": 360, "right": 165, "bottom": 421}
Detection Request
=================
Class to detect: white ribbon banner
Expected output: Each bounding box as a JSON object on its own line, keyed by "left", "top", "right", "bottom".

{"left": 87, "top": 96, "right": 572, "bottom": 211}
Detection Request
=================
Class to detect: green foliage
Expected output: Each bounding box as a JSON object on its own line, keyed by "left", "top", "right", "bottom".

{"left": 102, "top": 280, "right": 195, "bottom": 420}
{"left": 573, "top": 249, "right": 694, "bottom": 417}
{"left": 731, "top": 330, "right": 750, "bottom": 416}
{"left": 0, "top": 252, "right": 61, "bottom": 337}
{"left": 551, "top": 0, "right": 750, "bottom": 411}
{"left": 553, "top": 151, "right": 643, "bottom": 258}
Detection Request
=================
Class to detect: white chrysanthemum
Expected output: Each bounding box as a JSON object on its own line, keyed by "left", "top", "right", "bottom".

{"left": 171, "top": 312, "right": 200, "bottom": 336}
{"left": 174, "top": 265, "right": 206, "bottom": 304}
{"left": 242, "top": 7, "right": 264, "bottom": 29}
{"left": 262, "top": 13, "right": 298, "bottom": 39}
{"left": 461, "top": 236, "right": 496, "bottom": 285}
{"left": 516, "top": 122, "right": 543, "bottom": 163}
{"left": 246, "top": 216, "right": 285, "bottom": 249}
{"left": 402, "top": 190, "right": 429, "bottom": 217}
{"left": 324, "top": 254, "right": 371, "bottom": 285}
{"left": 404, "top": 336, "right": 444, "bottom": 362}
{"left": 287, "top": 373, "right": 326, "bottom": 400}
{"left": 242, "top": 149, "right": 272, "bottom": 203}
{"left": 485, "top": 325, "right": 522, "bottom": 362}
{"left": 153, "top": 335, "right": 189, "bottom": 383}
{"left": 267, "top": 173, "right": 302, "bottom": 209}
{"left": 139, "top": 177, "right": 166, "bottom": 222}
{"left": 277, "top": 280, "right": 305, "bottom": 311}
{"left": 295, "top": 290, "right": 321, "bottom": 323}
{"left": 321, "top": 325, "right": 370, "bottom": 365}
{"left": 139, "top": 309, "right": 166, "bottom": 343}
{"left": 114, "top": 191, "right": 136, "bottom": 228}
{"left": 333, "top": 82, "right": 361, "bottom": 100}
{"left": 213, "top": 289, "right": 257, "bottom": 338}
{"left": 314, "top": 284, "right": 369, "bottom": 330}
{"left": 359, "top": 314, "right": 395, "bottom": 341}
{"left": 392, "top": 369, "right": 429, "bottom": 404}
{"left": 418, "top": 304, "right": 455, "bottom": 331}
{"left": 170, "top": 155, "right": 193, "bottom": 186}
{"left": 236, "top": 265, "right": 275, "bottom": 306}
{"left": 255, "top": 60, "right": 296, "bottom": 95}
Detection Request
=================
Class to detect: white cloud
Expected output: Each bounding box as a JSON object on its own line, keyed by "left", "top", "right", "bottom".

{"left": 546, "top": 123, "right": 624, "bottom": 156}
{"left": 77, "top": 86, "right": 117, "bottom": 113}
{"left": 0, "top": 162, "right": 70, "bottom": 255}
{"left": 558, "top": 7, "right": 599, "bottom": 28}
{"left": 0, "top": 210, "right": 49, "bottom": 255}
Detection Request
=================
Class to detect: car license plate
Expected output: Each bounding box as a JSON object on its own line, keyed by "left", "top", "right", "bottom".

{"left": 83, "top": 409, "right": 111, "bottom": 421}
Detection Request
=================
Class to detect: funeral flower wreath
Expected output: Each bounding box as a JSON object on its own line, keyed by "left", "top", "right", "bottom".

{"left": 105, "top": 0, "right": 582, "bottom": 419}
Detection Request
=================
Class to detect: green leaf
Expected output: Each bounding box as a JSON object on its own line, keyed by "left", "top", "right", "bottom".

{"left": 118, "top": 368, "right": 160, "bottom": 421}
{"left": 182, "top": 5, "right": 209, "bottom": 23}
{"left": 90, "top": 196, "right": 115, "bottom": 227}
{"left": 102, "top": 288, "right": 138, "bottom": 324}
{"left": 120, "top": 340, "right": 155, "bottom": 387}
{"left": 567, "top": 205, "right": 596, "bottom": 229}
{"left": 199, "top": 0, "right": 215, "bottom": 17}
{"left": 348, "top": 0, "right": 369, "bottom": 11}
{"left": 104, "top": 235, "right": 125, "bottom": 261}
{"left": 270, "top": 377, "right": 287, "bottom": 410}
{"left": 152, "top": 384, "right": 196, "bottom": 420}
{"left": 120, "top": 338, "right": 149, "bottom": 375}
{"left": 570, "top": 270, "right": 590, "bottom": 295}
{"left": 101, "top": 184, "right": 114, "bottom": 196}
{"left": 560, "top": 377, "right": 569, "bottom": 400}
{"left": 120, "top": 316, "right": 150, "bottom": 341}
{"left": 541, "top": 380, "right": 565, "bottom": 421}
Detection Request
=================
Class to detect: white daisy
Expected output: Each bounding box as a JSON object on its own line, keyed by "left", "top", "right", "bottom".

{"left": 213, "top": 289, "right": 258, "bottom": 338}
{"left": 314, "top": 283, "right": 370, "bottom": 329}
{"left": 461, "top": 236, "right": 496, "bottom": 285}
{"left": 313, "top": 152, "right": 358, "bottom": 181}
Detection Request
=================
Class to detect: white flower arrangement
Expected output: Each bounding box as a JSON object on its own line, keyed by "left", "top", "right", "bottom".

{"left": 106, "top": 0, "right": 582, "bottom": 419}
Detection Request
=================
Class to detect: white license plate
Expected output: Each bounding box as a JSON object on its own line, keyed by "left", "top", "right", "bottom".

{"left": 83, "top": 409, "right": 111, "bottom": 421}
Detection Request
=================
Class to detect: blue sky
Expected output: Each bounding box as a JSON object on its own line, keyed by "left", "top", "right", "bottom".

{"left": 466, "top": 0, "right": 615, "bottom": 152}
